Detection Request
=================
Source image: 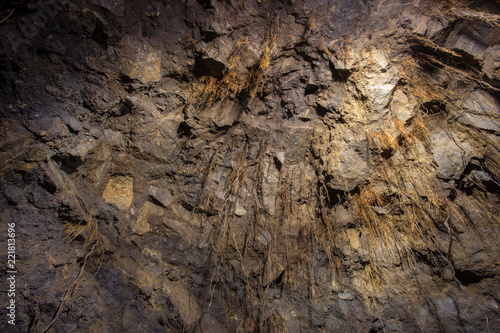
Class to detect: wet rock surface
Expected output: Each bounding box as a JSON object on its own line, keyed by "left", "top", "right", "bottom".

{"left": 0, "top": 0, "right": 499, "bottom": 332}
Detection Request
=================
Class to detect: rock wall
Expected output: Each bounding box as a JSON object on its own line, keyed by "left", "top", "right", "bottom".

{"left": 0, "top": 0, "right": 499, "bottom": 332}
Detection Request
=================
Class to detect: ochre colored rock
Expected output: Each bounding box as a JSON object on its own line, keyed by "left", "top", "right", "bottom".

{"left": 102, "top": 176, "right": 134, "bottom": 210}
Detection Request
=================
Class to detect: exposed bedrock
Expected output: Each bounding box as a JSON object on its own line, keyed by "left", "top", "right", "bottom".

{"left": 0, "top": 0, "right": 499, "bottom": 332}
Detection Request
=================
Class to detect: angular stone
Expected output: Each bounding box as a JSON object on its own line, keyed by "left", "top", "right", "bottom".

{"left": 133, "top": 202, "right": 152, "bottom": 235}
{"left": 66, "top": 136, "right": 98, "bottom": 161}
{"left": 202, "top": 98, "right": 242, "bottom": 128}
{"left": 234, "top": 201, "right": 247, "bottom": 217}
{"left": 370, "top": 84, "right": 397, "bottom": 110}
{"left": 370, "top": 47, "right": 389, "bottom": 68}
{"left": 102, "top": 176, "right": 134, "bottom": 210}
{"left": 432, "top": 132, "right": 472, "bottom": 180}
{"left": 162, "top": 280, "right": 201, "bottom": 327}
{"left": 446, "top": 32, "right": 486, "bottom": 60}
{"left": 390, "top": 89, "right": 415, "bottom": 123}
{"left": 297, "top": 108, "right": 315, "bottom": 121}
{"left": 355, "top": 70, "right": 399, "bottom": 113}
{"left": 483, "top": 45, "right": 500, "bottom": 80}
{"left": 103, "top": 129, "right": 124, "bottom": 146}
{"left": 148, "top": 185, "right": 173, "bottom": 208}
{"left": 317, "top": 84, "right": 346, "bottom": 113}
{"left": 200, "top": 313, "right": 226, "bottom": 333}
{"left": 459, "top": 113, "right": 500, "bottom": 132}
{"left": 92, "top": 0, "right": 125, "bottom": 17}
{"left": 64, "top": 117, "right": 83, "bottom": 133}
{"left": 274, "top": 151, "right": 285, "bottom": 169}
{"left": 26, "top": 116, "right": 67, "bottom": 140}
{"left": 119, "top": 36, "right": 161, "bottom": 83}
{"left": 461, "top": 90, "right": 499, "bottom": 114}
{"left": 326, "top": 145, "right": 370, "bottom": 191}
{"left": 338, "top": 291, "right": 356, "bottom": 300}
{"left": 458, "top": 90, "right": 500, "bottom": 132}
{"left": 346, "top": 229, "right": 360, "bottom": 249}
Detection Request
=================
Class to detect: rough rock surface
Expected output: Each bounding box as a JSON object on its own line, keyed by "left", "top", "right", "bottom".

{"left": 0, "top": 0, "right": 499, "bottom": 332}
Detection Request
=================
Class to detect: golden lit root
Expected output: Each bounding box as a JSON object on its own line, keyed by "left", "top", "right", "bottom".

{"left": 399, "top": 55, "right": 451, "bottom": 103}
{"left": 444, "top": 0, "right": 500, "bottom": 27}
{"left": 367, "top": 126, "right": 399, "bottom": 151}
{"left": 410, "top": 35, "right": 462, "bottom": 58}
{"left": 63, "top": 218, "right": 103, "bottom": 255}
{"left": 364, "top": 263, "right": 382, "bottom": 288}
{"left": 199, "top": 34, "right": 277, "bottom": 105}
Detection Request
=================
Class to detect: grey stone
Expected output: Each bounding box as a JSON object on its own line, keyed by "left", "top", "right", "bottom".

{"left": 432, "top": 131, "right": 472, "bottom": 180}
{"left": 26, "top": 116, "right": 67, "bottom": 140}
{"left": 458, "top": 90, "right": 500, "bottom": 132}
{"left": 274, "top": 151, "right": 285, "bottom": 169}
{"left": 92, "top": 0, "right": 125, "bottom": 17}
{"left": 202, "top": 98, "right": 242, "bottom": 128}
{"left": 103, "top": 129, "right": 124, "bottom": 146}
{"left": 148, "top": 185, "right": 173, "bottom": 208}
{"left": 461, "top": 90, "right": 499, "bottom": 114}
{"left": 162, "top": 280, "right": 201, "bottom": 328}
{"left": 446, "top": 31, "right": 486, "bottom": 60}
{"left": 390, "top": 89, "right": 415, "bottom": 123}
{"left": 483, "top": 45, "right": 500, "bottom": 80}
{"left": 326, "top": 145, "right": 370, "bottom": 191}
{"left": 338, "top": 291, "right": 355, "bottom": 300}
{"left": 66, "top": 117, "right": 83, "bottom": 133}
{"left": 124, "top": 96, "right": 139, "bottom": 108}
{"left": 459, "top": 113, "right": 500, "bottom": 132}
{"left": 200, "top": 313, "right": 226, "bottom": 333}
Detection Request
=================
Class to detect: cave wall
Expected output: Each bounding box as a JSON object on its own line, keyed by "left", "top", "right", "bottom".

{"left": 0, "top": 0, "right": 499, "bottom": 332}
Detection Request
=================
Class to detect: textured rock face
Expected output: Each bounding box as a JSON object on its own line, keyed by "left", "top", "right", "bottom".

{"left": 0, "top": 0, "right": 499, "bottom": 332}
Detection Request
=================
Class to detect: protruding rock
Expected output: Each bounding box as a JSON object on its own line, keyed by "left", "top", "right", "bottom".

{"left": 274, "top": 151, "right": 285, "bottom": 169}
{"left": 133, "top": 202, "right": 152, "bottom": 235}
{"left": 162, "top": 280, "right": 201, "bottom": 328}
{"left": 200, "top": 313, "right": 226, "bottom": 333}
{"left": 234, "top": 201, "right": 247, "bottom": 217}
{"left": 483, "top": 45, "right": 500, "bottom": 81}
{"left": 148, "top": 185, "right": 173, "bottom": 208}
{"left": 119, "top": 36, "right": 162, "bottom": 83}
{"left": 390, "top": 89, "right": 415, "bottom": 123}
{"left": 92, "top": 0, "right": 125, "bottom": 17}
{"left": 201, "top": 98, "right": 242, "bottom": 129}
{"left": 326, "top": 145, "right": 370, "bottom": 191}
{"left": 102, "top": 176, "right": 134, "bottom": 210}
{"left": 458, "top": 90, "right": 500, "bottom": 132}
{"left": 432, "top": 132, "right": 472, "bottom": 180}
